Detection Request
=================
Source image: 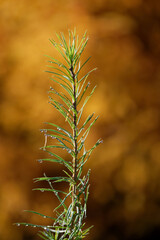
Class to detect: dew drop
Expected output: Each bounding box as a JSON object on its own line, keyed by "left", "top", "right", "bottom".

{"left": 44, "top": 227, "right": 47, "bottom": 230}
{"left": 57, "top": 127, "right": 61, "bottom": 131}
{"left": 33, "top": 225, "right": 36, "bottom": 228}
{"left": 41, "top": 190, "right": 44, "bottom": 192}
{"left": 43, "top": 216, "right": 46, "bottom": 218}
{"left": 76, "top": 206, "right": 79, "bottom": 213}
{"left": 17, "top": 224, "right": 20, "bottom": 227}
{"left": 38, "top": 160, "right": 43, "bottom": 163}
{"left": 26, "top": 224, "right": 28, "bottom": 227}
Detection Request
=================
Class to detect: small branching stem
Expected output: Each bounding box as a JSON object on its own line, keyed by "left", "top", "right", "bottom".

{"left": 70, "top": 64, "right": 78, "bottom": 231}
{"left": 16, "top": 32, "right": 99, "bottom": 240}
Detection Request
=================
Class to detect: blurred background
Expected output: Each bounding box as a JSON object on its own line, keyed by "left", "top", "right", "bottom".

{"left": 1, "top": 0, "right": 160, "bottom": 239}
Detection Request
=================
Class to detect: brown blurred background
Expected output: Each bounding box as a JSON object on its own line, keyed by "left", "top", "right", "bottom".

{"left": 1, "top": 0, "right": 160, "bottom": 239}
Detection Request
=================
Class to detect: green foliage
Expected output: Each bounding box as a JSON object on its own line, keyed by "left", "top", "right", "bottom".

{"left": 16, "top": 30, "right": 102, "bottom": 239}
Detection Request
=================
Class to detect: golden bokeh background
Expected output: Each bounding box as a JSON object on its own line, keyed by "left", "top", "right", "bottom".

{"left": 1, "top": 0, "right": 160, "bottom": 239}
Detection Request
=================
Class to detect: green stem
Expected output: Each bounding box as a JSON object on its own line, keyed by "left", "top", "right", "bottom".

{"left": 69, "top": 64, "right": 78, "bottom": 232}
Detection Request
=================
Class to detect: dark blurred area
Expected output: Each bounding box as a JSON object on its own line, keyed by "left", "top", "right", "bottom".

{"left": 1, "top": 0, "right": 160, "bottom": 239}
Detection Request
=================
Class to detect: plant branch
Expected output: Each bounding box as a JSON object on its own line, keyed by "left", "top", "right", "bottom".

{"left": 69, "top": 64, "right": 78, "bottom": 231}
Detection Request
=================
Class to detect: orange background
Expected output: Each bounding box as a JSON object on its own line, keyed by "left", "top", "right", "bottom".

{"left": 1, "top": 0, "right": 160, "bottom": 240}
